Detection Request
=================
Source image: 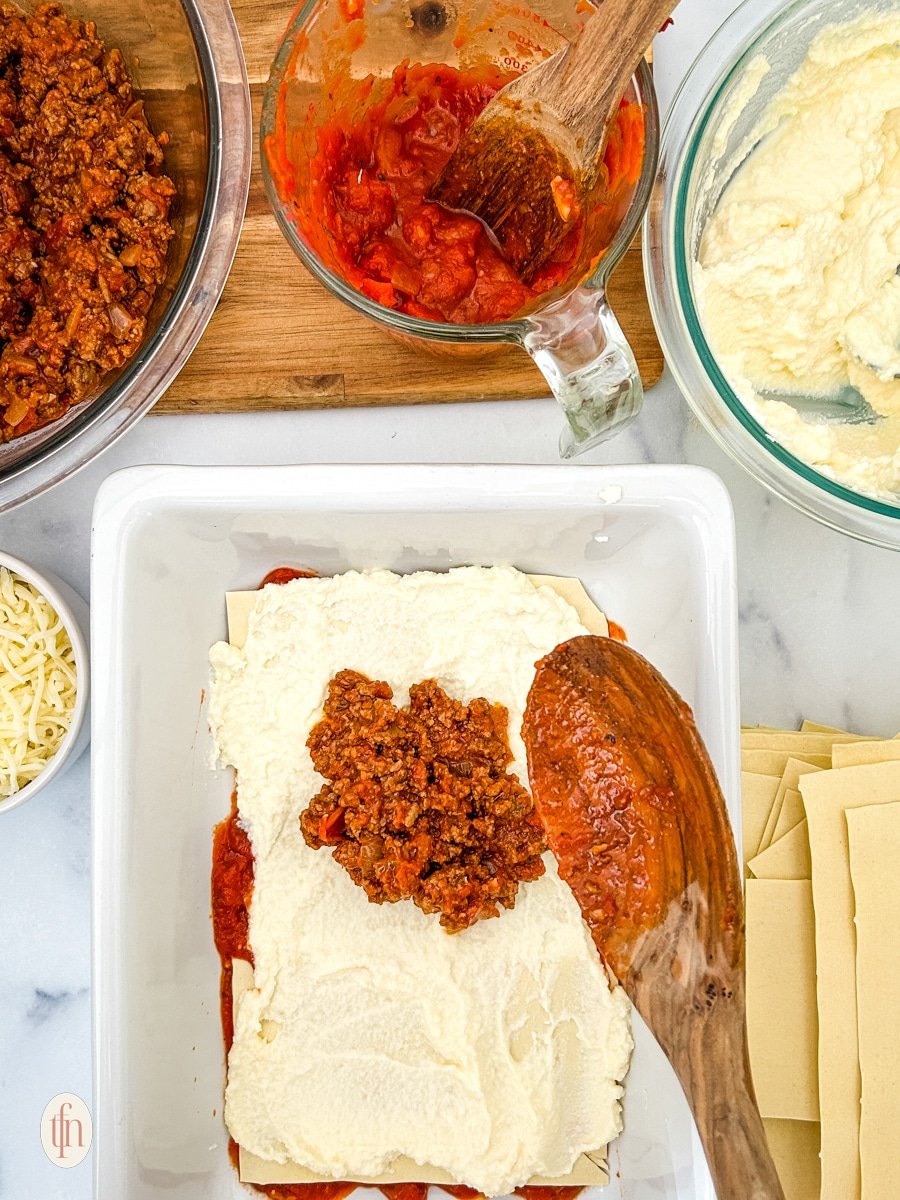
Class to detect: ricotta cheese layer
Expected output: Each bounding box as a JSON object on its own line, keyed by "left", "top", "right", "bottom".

{"left": 695, "top": 12, "right": 900, "bottom": 500}
{"left": 209, "top": 566, "right": 632, "bottom": 1196}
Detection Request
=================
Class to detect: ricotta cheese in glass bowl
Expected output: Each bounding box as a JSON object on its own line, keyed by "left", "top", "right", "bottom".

{"left": 645, "top": 0, "right": 900, "bottom": 547}
{"left": 695, "top": 10, "right": 900, "bottom": 500}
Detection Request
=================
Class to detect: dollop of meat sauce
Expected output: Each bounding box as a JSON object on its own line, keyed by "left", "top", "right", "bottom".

{"left": 300, "top": 669, "right": 546, "bottom": 932}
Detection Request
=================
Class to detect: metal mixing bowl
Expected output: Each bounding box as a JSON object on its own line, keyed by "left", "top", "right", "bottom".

{"left": 0, "top": 0, "right": 251, "bottom": 511}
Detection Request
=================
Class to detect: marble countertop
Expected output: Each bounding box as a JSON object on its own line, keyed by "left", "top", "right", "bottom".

{"left": 1, "top": 3, "right": 898, "bottom": 1197}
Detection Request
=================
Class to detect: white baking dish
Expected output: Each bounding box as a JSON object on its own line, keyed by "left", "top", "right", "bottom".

{"left": 90, "top": 463, "right": 738, "bottom": 1200}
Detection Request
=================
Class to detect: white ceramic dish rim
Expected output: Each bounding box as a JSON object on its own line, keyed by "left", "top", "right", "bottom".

{"left": 90, "top": 462, "right": 739, "bottom": 1200}
{"left": 0, "top": 550, "right": 90, "bottom": 814}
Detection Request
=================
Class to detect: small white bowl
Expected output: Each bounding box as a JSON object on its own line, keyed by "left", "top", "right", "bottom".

{"left": 0, "top": 551, "right": 90, "bottom": 815}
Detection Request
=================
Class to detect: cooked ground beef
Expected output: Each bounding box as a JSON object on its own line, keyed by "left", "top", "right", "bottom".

{"left": 301, "top": 669, "right": 547, "bottom": 933}
{"left": 0, "top": 2, "right": 175, "bottom": 440}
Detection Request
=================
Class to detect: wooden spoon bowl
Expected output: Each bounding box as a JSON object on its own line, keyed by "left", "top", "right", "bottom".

{"left": 429, "top": 0, "right": 677, "bottom": 277}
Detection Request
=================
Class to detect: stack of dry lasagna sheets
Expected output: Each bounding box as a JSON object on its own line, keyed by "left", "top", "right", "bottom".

{"left": 742, "top": 723, "right": 900, "bottom": 1200}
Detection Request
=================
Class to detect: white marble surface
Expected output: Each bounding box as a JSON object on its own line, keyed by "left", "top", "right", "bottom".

{"left": 1, "top": 1, "right": 899, "bottom": 1195}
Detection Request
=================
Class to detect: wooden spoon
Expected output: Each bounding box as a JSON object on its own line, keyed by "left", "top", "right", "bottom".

{"left": 523, "top": 636, "right": 785, "bottom": 1200}
{"left": 428, "top": 0, "right": 675, "bottom": 279}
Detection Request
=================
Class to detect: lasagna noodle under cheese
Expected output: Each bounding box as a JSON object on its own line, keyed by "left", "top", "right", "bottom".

{"left": 208, "top": 566, "right": 632, "bottom": 1196}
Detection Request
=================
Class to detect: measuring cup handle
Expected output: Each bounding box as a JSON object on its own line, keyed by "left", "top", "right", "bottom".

{"left": 521, "top": 285, "right": 643, "bottom": 458}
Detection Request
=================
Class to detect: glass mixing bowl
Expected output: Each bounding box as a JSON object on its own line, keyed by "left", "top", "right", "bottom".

{"left": 0, "top": 0, "right": 251, "bottom": 512}
{"left": 645, "top": 0, "right": 900, "bottom": 550}
{"left": 261, "top": 0, "right": 659, "bottom": 458}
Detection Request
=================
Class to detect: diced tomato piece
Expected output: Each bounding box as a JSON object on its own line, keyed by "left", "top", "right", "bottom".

{"left": 318, "top": 807, "right": 346, "bottom": 843}
{"left": 389, "top": 259, "right": 423, "bottom": 296}
{"left": 375, "top": 124, "right": 404, "bottom": 175}
{"left": 402, "top": 207, "right": 437, "bottom": 254}
{"left": 359, "top": 277, "right": 398, "bottom": 307}
{"left": 418, "top": 247, "right": 476, "bottom": 316}
{"left": 386, "top": 94, "right": 420, "bottom": 126}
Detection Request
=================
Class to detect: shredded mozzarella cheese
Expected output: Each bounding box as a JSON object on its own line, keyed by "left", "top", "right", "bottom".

{"left": 0, "top": 567, "right": 77, "bottom": 796}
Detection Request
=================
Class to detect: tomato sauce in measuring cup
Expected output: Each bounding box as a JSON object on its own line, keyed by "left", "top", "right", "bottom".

{"left": 262, "top": 0, "right": 656, "bottom": 457}
{"left": 266, "top": 10, "right": 644, "bottom": 325}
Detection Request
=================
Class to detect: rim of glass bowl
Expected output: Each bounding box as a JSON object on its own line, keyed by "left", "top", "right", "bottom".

{"left": 0, "top": 0, "right": 251, "bottom": 513}
{"left": 658, "top": 0, "right": 900, "bottom": 538}
{"left": 260, "top": 13, "right": 660, "bottom": 345}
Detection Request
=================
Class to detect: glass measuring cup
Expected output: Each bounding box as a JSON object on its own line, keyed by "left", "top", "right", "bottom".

{"left": 261, "top": 0, "right": 659, "bottom": 456}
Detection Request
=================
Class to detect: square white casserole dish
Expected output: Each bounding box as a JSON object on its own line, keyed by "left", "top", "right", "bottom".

{"left": 90, "top": 463, "right": 739, "bottom": 1200}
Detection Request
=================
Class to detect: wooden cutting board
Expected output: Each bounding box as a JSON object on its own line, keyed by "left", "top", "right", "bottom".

{"left": 156, "top": 0, "right": 663, "bottom": 414}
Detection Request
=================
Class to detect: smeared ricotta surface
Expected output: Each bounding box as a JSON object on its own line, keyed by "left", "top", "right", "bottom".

{"left": 695, "top": 12, "right": 900, "bottom": 500}
{"left": 208, "top": 566, "right": 632, "bottom": 1196}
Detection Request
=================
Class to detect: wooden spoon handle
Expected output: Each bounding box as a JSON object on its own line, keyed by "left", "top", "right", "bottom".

{"left": 550, "top": 0, "right": 676, "bottom": 123}
{"left": 670, "top": 1011, "right": 786, "bottom": 1200}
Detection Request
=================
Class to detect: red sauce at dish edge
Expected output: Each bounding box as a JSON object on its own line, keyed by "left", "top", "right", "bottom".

{"left": 268, "top": 61, "right": 644, "bottom": 325}
{"left": 258, "top": 566, "right": 319, "bottom": 588}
